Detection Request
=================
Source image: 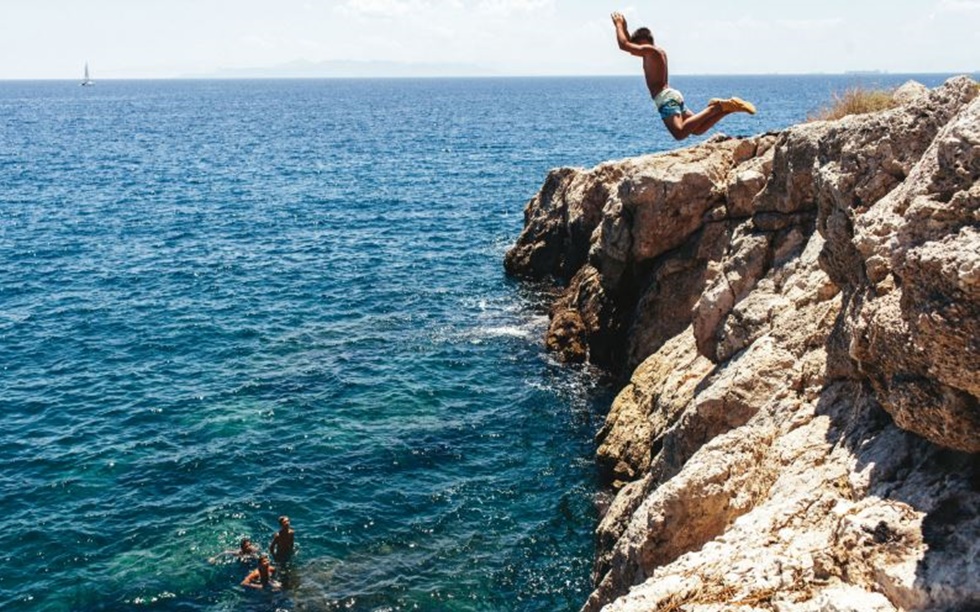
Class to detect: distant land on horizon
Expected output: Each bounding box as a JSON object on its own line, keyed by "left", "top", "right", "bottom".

{"left": 185, "top": 59, "right": 498, "bottom": 79}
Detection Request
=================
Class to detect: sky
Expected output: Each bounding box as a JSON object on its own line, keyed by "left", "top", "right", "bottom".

{"left": 1, "top": 0, "right": 978, "bottom": 79}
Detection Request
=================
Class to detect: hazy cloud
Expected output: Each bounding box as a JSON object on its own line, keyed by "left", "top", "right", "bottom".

{"left": 341, "top": 0, "right": 423, "bottom": 16}
{"left": 776, "top": 17, "right": 844, "bottom": 30}
{"left": 938, "top": 0, "right": 980, "bottom": 11}
{"left": 476, "top": 0, "right": 555, "bottom": 16}
{"left": 341, "top": 0, "right": 552, "bottom": 17}
{"left": 241, "top": 35, "right": 278, "bottom": 50}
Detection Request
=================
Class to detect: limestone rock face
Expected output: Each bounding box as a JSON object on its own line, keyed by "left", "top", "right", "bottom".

{"left": 843, "top": 94, "right": 980, "bottom": 452}
{"left": 506, "top": 77, "right": 980, "bottom": 611}
{"left": 504, "top": 163, "right": 622, "bottom": 282}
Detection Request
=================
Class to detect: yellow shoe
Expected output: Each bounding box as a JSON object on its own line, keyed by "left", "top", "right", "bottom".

{"left": 730, "top": 97, "right": 756, "bottom": 114}
{"left": 715, "top": 97, "right": 756, "bottom": 114}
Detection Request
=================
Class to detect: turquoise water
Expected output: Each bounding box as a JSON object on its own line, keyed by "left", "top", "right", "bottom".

{"left": 0, "top": 74, "right": 967, "bottom": 611}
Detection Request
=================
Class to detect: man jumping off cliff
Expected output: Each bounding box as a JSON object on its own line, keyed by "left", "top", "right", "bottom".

{"left": 612, "top": 12, "right": 756, "bottom": 141}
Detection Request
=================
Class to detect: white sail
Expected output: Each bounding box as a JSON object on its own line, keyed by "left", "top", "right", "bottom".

{"left": 81, "top": 62, "right": 94, "bottom": 86}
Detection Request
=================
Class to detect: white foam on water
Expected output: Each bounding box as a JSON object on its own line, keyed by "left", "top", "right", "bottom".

{"left": 480, "top": 325, "right": 533, "bottom": 339}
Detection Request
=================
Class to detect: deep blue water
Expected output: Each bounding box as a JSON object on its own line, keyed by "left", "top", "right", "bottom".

{"left": 0, "top": 74, "right": 970, "bottom": 611}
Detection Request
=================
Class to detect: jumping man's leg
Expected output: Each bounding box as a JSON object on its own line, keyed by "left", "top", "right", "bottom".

{"left": 687, "top": 107, "right": 728, "bottom": 135}
{"left": 664, "top": 106, "right": 728, "bottom": 140}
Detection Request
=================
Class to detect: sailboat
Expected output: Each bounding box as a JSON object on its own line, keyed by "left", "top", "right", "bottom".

{"left": 81, "top": 62, "right": 94, "bottom": 87}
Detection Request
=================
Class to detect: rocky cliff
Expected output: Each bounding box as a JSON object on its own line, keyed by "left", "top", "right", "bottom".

{"left": 506, "top": 77, "right": 979, "bottom": 611}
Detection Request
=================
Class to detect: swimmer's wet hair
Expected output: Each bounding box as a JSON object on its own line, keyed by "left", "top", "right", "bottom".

{"left": 630, "top": 27, "right": 654, "bottom": 45}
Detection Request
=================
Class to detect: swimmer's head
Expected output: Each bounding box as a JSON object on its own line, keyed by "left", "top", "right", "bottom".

{"left": 240, "top": 537, "right": 253, "bottom": 550}
{"left": 278, "top": 515, "right": 290, "bottom": 527}
{"left": 630, "top": 27, "right": 653, "bottom": 45}
{"left": 258, "top": 554, "right": 269, "bottom": 565}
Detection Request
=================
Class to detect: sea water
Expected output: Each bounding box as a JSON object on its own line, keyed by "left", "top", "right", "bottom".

{"left": 0, "top": 74, "right": 966, "bottom": 611}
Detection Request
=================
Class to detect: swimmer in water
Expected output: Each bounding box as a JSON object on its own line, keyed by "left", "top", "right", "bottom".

{"left": 241, "top": 554, "right": 280, "bottom": 590}
{"left": 269, "top": 515, "right": 295, "bottom": 563}
{"left": 208, "top": 537, "right": 259, "bottom": 564}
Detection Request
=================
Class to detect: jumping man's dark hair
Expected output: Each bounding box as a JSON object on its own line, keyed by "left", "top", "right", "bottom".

{"left": 630, "top": 27, "right": 653, "bottom": 45}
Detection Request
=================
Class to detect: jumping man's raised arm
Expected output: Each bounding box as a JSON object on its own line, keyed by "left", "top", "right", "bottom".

{"left": 611, "top": 12, "right": 655, "bottom": 57}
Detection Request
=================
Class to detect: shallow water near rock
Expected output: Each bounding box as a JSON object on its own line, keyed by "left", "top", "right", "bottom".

{"left": 0, "top": 74, "right": 967, "bottom": 610}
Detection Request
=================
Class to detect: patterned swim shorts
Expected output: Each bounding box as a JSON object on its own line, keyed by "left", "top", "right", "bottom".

{"left": 653, "top": 87, "right": 686, "bottom": 119}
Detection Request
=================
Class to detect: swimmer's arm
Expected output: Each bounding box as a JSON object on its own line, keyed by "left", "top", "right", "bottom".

{"left": 241, "top": 570, "right": 262, "bottom": 589}
{"left": 208, "top": 549, "right": 237, "bottom": 564}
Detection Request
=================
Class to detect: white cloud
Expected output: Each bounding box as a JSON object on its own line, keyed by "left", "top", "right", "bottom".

{"left": 476, "top": 0, "right": 555, "bottom": 16}
{"left": 775, "top": 18, "right": 843, "bottom": 30}
{"left": 341, "top": 0, "right": 423, "bottom": 16}
{"left": 686, "top": 15, "right": 842, "bottom": 36}
{"left": 340, "top": 0, "right": 553, "bottom": 18}
{"left": 241, "top": 34, "right": 278, "bottom": 50}
{"left": 938, "top": 0, "right": 980, "bottom": 11}
{"left": 297, "top": 38, "right": 324, "bottom": 51}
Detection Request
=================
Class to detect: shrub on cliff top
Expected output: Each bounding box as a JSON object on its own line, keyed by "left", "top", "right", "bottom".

{"left": 808, "top": 86, "right": 899, "bottom": 122}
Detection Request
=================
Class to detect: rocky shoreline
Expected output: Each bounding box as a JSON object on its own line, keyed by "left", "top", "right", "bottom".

{"left": 506, "top": 77, "right": 979, "bottom": 611}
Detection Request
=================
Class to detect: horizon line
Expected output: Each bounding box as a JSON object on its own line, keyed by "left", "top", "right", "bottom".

{"left": 2, "top": 70, "right": 978, "bottom": 83}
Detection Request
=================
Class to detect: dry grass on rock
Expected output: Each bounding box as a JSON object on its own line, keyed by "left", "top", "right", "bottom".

{"left": 807, "top": 87, "right": 899, "bottom": 122}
